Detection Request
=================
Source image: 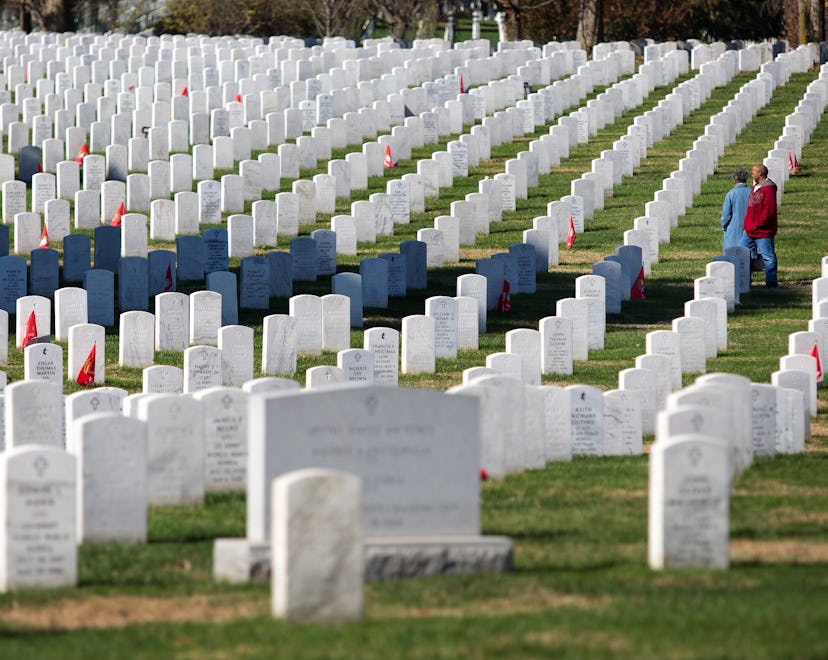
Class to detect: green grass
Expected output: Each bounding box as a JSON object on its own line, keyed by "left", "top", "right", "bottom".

{"left": 0, "top": 67, "right": 827, "bottom": 657}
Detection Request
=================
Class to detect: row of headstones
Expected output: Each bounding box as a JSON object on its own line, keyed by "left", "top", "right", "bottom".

{"left": 648, "top": 367, "right": 809, "bottom": 570}
{"left": 0, "top": 32, "right": 524, "bottom": 235}
{"left": 0, "top": 34, "right": 690, "bottom": 261}
{"left": 0, "top": 32, "right": 545, "bottom": 196}
{"left": 602, "top": 44, "right": 810, "bottom": 265}
{"left": 633, "top": 56, "right": 828, "bottom": 453}
{"left": 0, "top": 51, "right": 808, "bottom": 394}
{"left": 0, "top": 43, "right": 580, "bottom": 259}
{"left": 0, "top": 30, "right": 506, "bottom": 157}
{"left": 646, "top": 66, "right": 828, "bottom": 572}
{"left": 0, "top": 38, "right": 717, "bottom": 309}
{"left": 244, "top": 46, "right": 726, "bottom": 310}
{"left": 0, "top": 55, "right": 788, "bottom": 392}
{"left": 1, "top": 384, "right": 486, "bottom": 598}
{"left": 558, "top": 41, "right": 814, "bottom": 241}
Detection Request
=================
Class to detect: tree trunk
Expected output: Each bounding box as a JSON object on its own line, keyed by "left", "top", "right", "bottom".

{"left": 576, "top": 0, "right": 602, "bottom": 52}
{"left": 19, "top": 3, "right": 32, "bottom": 31}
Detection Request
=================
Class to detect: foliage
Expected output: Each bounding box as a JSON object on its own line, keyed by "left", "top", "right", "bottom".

{"left": 517, "top": 0, "right": 784, "bottom": 45}
{"left": 154, "top": 0, "right": 314, "bottom": 37}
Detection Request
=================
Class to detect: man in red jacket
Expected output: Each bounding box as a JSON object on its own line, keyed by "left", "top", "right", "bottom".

{"left": 739, "top": 163, "right": 778, "bottom": 287}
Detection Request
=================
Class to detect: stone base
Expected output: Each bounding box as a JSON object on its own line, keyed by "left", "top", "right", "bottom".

{"left": 214, "top": 535, "right": 513, "bottom": 583}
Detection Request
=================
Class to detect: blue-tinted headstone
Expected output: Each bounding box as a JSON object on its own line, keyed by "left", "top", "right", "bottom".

{"left": 290, "top": 237, "right": 319, "bottom": 282}
{"left": 475, "top": 257, "right": 506, "bottom": 311}
{"left": 360, "top": 257, "right": 389, "bottom": 309}
{"left": 93, "top": 226, "right": 121, "bottom": 273}
{"left": 399, "top": 240, "right": 427, "bottom": 290}
{"left": 604, "top": 255, "right": 630, "bottom": 302}
{"left": 0, "top": 225, "right": 8, "bottom": 257}
{"left": 203, "top": 227, "right": 229, "bottom": 273}
{"left": 379, "top": 252, "right": 406, "bottom": 297}
{"left": 29, "top": 248, "right": 60, "bottom": 298}
{"left": 509, "top": 243, "right": 536, "bottom": 294}
{"left": 614, "top": 245, "right": 642, "bottom": 297}
{"left": 266, "top": 251, "right": 292, "bottom": 298}
{"left": 0, "top": 255, "right": 27, "bottom": 314}
{"left": 492, "top": 252, "right": 520, "bottom": 294}
{"left": 238, "top": 256, "right": 269, "bottom": 311}
{"left": 84, "top": 269, "right": 115, "bottom": 326}
{"left": 148, "top": 249, "right": 177, "bottom": 296}
{"left": 62, "top": 234, "right": 91, "bottom": 283}
{"left": 176, "top": 235, "right": 205, "bottom": 281}
{"left": 331, "top": 272, "right": 363, "bottom": 328}
{"left": 206, "top": 271, "right": 239, "bottom": 325}
{"left": 118, "top": 256, "right": 149, "bottom": 312}
{"left": 310, "top": 228, "right": 337, "bottom": 276}
{"left": 592, "top": 260, "right": 622, "bottom": 314}
{"left": 18, "top": 146, "right": 42, "bottom": 185}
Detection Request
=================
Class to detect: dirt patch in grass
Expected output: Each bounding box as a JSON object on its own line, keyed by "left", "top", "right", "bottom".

{"left": 730, "top": 539, "right": 828, "bottom": 564}
{"left": 376, "top": 588, "right": 611, "bottom": 620}
{"left": 733, "top": 480, "right": 828, "bottom": 498}
{"left": 0, "top": 593, "right": 268, "bottom": 631}
{"left": 522, "top": 628, "right": 635, "bottom": 655}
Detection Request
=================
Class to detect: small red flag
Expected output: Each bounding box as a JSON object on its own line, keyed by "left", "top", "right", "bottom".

{"left": 788, "top": 151, "right": 795, "bottom": 173}
{"left": 181, "top": 86, "right": 188, "bottom": 96}
{"left": 164, "top": 263, "right": 174, "bottom": 292}
{"left": 459, "top": 74, "right": 465, "bottom": 94}
{"left": 565, "top": 216, "right": 576, "bottom": 250}
{"left": 811, "top": 343, "right": 822, "bottom": 381}
{"left": 234, "top": 93, "right": 242, "bottom": 103}
{"left": 24, "top": 70, "right": 28, "bottom": 83}
{"left": 110, "top": 201, "right": 125, "bottom": 227}
{"left": 39, "top": 224, "right": 49, "bottom": 248}
{"left": 479, "top": 468, "right": 488, "bottom": 481}
{"left": 22, "top": 309, "right": 37, "bottom": 349}
{"left": 497, "top": 280, "right": 511, "bottom": 312}
{"left": 631, "top": 265, "right": 646, "bottom": 299}
{"left": 75, "top": 142, "right": 89, "bottom": 164}
{"left": 383, "top": 144, "right": 395, "bottom": 168}
{"left": 794, "top": 153, "right": 800, "bottom": 172}
{"left": 76, "top": 343, "right": 96, "bottom": 386}
{"left": 37, "top": 162, "right": 43, "bottom": 173}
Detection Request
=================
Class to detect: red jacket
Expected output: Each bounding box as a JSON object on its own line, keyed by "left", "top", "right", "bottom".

{"left": 743, "top": 179, "right": 777, "bottom": 238}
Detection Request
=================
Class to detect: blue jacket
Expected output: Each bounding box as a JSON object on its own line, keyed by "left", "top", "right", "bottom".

{"left": 721, "top": 183, "right": 750, "bottom": 250}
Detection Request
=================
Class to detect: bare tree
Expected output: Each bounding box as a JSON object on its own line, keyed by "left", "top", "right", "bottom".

{"left": 366, "top": 0, "right": 433, "bottom": 45}
{"left": 576, "top": 0, "right": 603, "bottom": 51}
{"left": 296, "top": 0, "right": 366, "bottom": 37}
{"left": 496, "top": 0, "right": 558, "bottom": 41}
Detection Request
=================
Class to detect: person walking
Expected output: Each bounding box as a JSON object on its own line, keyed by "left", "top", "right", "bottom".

{"left": 739, "top": 164, "right": 778, "bottom": 288}
{"left": 720, "top": 169, "right": 750, "bottom": 250}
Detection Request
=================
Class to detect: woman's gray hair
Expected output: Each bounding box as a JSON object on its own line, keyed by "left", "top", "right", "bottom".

{"left": 732, "top": 169, "right": 748, "bottom": 183}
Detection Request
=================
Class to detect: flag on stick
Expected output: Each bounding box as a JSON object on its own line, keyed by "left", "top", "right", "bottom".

{"left": 22, "top": 310, "right": 37, "bottom": 349}
{"left": 459, "top": 74, "right": 465, "bottom": 94}
{"left": 39, "top": 224, "right": 49, "bottom": 248}
{"left": 164, "top": 263, "right": 174, "bottom": 292}
{"left": 630, "top": 266, "right": 646, "bottom": 299}
{"left": 110, "top": 201, "right": 125, "bottom": 227}
{"left": 811, "top": 343, "right": 822, "bottom": 381}
{"left": 497, "top": 280, "right": 511, "bottom": 312}
{"left": 234, "top": 93, "right": 242, "bottom": 102}
{"left": 383, "top": 144, "right": 395, "bottom": 168}
{"left": 76, "top": 343, "right": 96, "bottom": 386}
{"left": 181, "top": 86, "right": 188, "bottom": 96}
{"left": 565, "top": 216, "right": 576, "bottom": 250}
{"left": 75, "top": 142, "right": 89, "bottom": 164}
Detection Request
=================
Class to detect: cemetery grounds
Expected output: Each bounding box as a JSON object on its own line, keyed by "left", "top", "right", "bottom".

{"left": 0, "top": 61, "right": 827, "bottom": 658}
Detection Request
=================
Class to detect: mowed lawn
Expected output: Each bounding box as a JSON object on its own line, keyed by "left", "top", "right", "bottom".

{"left": 0, "top": 62, "right": 827, "bottom": 658}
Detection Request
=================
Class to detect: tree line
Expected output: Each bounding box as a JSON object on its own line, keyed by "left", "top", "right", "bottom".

{"left": 4, "top": 0, "right": 823, "bottom": 51}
